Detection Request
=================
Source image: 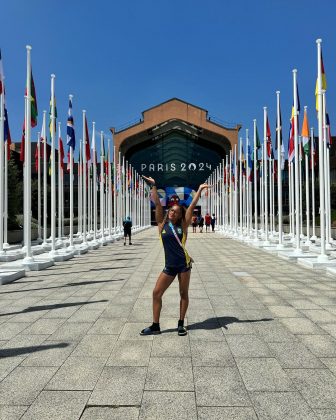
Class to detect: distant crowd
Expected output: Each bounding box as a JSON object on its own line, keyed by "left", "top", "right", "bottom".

{"left": 191, "top": 213, "right": 216, "bottom": 233}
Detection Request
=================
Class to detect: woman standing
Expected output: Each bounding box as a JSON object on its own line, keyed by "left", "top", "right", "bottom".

{"left": 140, "top": 177, "right": 210, "bottom": 336}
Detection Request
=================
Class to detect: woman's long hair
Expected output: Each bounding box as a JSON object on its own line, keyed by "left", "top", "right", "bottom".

{"left": 162, "top": 205, "right": 186, "bottom": 226}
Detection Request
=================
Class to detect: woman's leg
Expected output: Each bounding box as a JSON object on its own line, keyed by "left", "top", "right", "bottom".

{"left": 129, "top": 232, "right": 132, "bottom": 244}
{"left": 152, "top": 272, "right": 175, "bottom": 323}
{"left": 178, "top": 270, "right": 191, "bottom": 320}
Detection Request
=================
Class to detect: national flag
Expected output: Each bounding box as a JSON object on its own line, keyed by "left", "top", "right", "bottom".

{"left": 49, "top": 95, "right": 57, "bottom": 136}
{"left": 247, "top": 142, "right": 253, "bottom": 182}
{"left": 66, "top": 97, "right": 75, "bottom": 150}
{"left": 315, "top": 49, "right": 327, "bottom": 111}
{"left": 326, "top": 113, "right": 332, "bottom": 147}
{"left": 275, "top": 100, "right": 283, "bottom": 151}
{"left": 48, "top": 152, "right": 52, "bottom": 176}
{"left": 59, "top": 136, "right": 65, "bottom": 171}
{"left": 288, "top": 117, "right": 295, "bottom": 163}
{"left": 84, "top": 116, "right": 91, "bottom": 161}
{"left": 252, "top": 125, "right": 261, "bottom": 161}
{"left": 4, "top": 107, "right": 11, "bottom": 160}
{"left": 266, "top": 117, "right": 273, "bottom": 158}
{"left": 301, "top": 108, "right": 309, "bottom": 155}
{"left": 0, "top": 49, "right": 3, "bottom": 95}
{"left": 20, "top": 69, "right": 38, "bottom": 162}
{"left": 280, "top": 142, "right": 285, "bottom": 170}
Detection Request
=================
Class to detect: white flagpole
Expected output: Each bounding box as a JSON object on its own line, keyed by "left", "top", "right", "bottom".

{"left": 263, "top": 107, "right": 270, "bottom": 245}
{"left": 292, "top": 69, "right": 301, "bottom": 252}
{"left": 0, "top": 68, "right": 4, "bottom": 254}
{"left": 4, "top": 126, "right": 9, "bottom": 248}
{"left": 68, "top": 95, "right": 74, "bottom": 250}
{"left": 239, "top": 140, "right": 243, "bottom": 237}
{"left": 310, "top": 127, "right": 316, "bottom": 241}
{"left": 92, "top": 122, "right": 97, "bottom": 243}
{"left": 57, "top": 122, "right": 62, "bottom": 242}
{"left": 108, "top": 138, "right": 112, "bottom": 238}
{"left": 78, "top": 140, "right": 82, "bottom": 235}
{"left": 234, "top": 144, "right": 238, "bottom": 235}
{"left": 316, "top": 39, "right": 327, "bottom": 261}
{"left": 253, "top": 119, "right": 258, "bottom": 241}
{"left": 88, "top": 160, "right": 91, "bottom": 234}
{"left": 290, "top": 162, "right": 295, "bottom": 240}
{"left": 229, "top": 150, "right": 232, "bottom": 231}
{"left": 260, "top": 146, "right": 264, "bottom": 234}
{"left": 113, "top": 145, "right": 117, "bottom": 235}
{"left": 100, "top": 131, "right": 106, "bottom": 245}
{"left": 37, "top": 132, "right": 42, "bottom": 242}
{"left": 246, "top": 130, "right": 250, "bottom": 238}
{"left": 41, "top": 111, "right": 48, "bottom": 247}
{"left": 82, "top": 111, "right": 87, "bottom": 245}
{"left": 269, "top": 156, "right": 273, "bottom": 238}
{"left": 23, "top": 46, "right": 34, "bottom": 262}
{"left": 276, "top": 91, "right": 284, "bottom": 248}
{"left": 49, "top": 73, "right": 57, "bottom": 257}
{"left": 299, "top": 136, "right": 303, "bottom": 239}
{"left": 305, "top": 111, "right": 311, "bottom": 246}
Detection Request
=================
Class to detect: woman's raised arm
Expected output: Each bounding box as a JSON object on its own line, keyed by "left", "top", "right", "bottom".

{"left": 185, "top": 183, "right": 211, "bottom": 225}
{"left": 142, "top": 176, "right": 164, "bottom": 225}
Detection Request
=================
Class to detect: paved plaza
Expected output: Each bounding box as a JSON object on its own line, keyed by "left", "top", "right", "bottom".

{"left": 0, "top": 229, "right": 336, "bottom": 419}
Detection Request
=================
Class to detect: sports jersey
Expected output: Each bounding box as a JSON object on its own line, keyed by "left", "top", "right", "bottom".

{"left": 160, "top": 222, "right": 191, "bottom": 268}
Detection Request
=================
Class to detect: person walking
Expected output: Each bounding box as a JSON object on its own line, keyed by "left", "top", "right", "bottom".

{"left": 140, "top": 176, "right": 209, "bottom": 336}
{"left": 198, "top": 214, "right": 204, "bottom": 233}
{"left": 211, "top": 213, "right": 216, "bottom": 232}
{"left": 191, "top": 214, "right": 198, "bottom": 233}
{"left": 205, "top": 213, "right": 211, "bottom": 232}
{"left": 123, "top": 216, "right": 132, "bottom": 245}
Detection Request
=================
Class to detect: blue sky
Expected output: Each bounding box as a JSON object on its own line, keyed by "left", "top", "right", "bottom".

{"left": 1, "top": 0, "right": 336, "bottom": 159}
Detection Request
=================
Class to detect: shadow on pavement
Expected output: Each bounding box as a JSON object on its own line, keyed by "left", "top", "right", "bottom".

{"left": 0, "top": 300, "right": 108, "bottom": 317}
{"left": 0, "top": 342, "right": 69, "bottom": 358}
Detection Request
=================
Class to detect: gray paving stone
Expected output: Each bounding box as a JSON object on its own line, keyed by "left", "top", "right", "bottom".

{"left": 268, "top": 341, "right": 325, "bottom": 368}
{"left": 0, "top": 366, "right": 57, "bottom": 405}
{"left": 139, "top": 391, "right": 197, "bottom": 420}
{"left": 151, "top": 335, "right": 190, "bottom": 357}
{"left": 106, "top": 340, "right": 152, "bottom": 366}
{"left": 48, "top": 321, "right": 93, "bottom": 341}
{"left": 190, "top": 340, "right": 235, "bottom": 367}
{"left": 236, "top": 358, "right": 293, "bottom": 391}
{"left": 280, "top": 318, "right": 327, "bottom": 335}
{"left": 286, "top": 368, "right": 336, "bottom": 409}
{"left": 70, "top": 334, "right": 117, "bottom": 358}
{"left": 250, "top": 391, "right": 317, "bottom": 420}
{"left": 297, "top": 335, "right": 336, "bottom": 357}
{"left": 81, "top": 407, "right": 140, "bottom": 420}
{"left": 314, "top": 409, "right": 336, "bottom": 419}
{"left": 226, "top": 335, "right": 272, "bottom": 357}
{"left": 86, "top": 317, "right": 127, "bottom": 335}
{"left": 194, "top": 366, "right": 250, "bottom": 406}
{"left": 197, "top": 407, "right": 258, "bottom": 420}
{"left": 20, "top": 341, "right": 76, "bottom": 367}
{"left": 22, "top": 318, "right": 66, "bottom": 335}
{"left": 88, "top": 366, "right": 147, "bottom": 406}
{"left": 21, "top": 390, "right": 90, "bottom": 420}
{"left": 0, "top": 322, "right": 30, "bottom": 340}
{"left": 300, "top": 309, "right": 336, "bottom": 324}
{"left": 46, "top": 356, "right": 106, "bottom": 390}
{"left": 145, "top": 357, "right": 194, "bottom": 391}
{"left": 0, "top": 405, "right": 28, "bottom": 420}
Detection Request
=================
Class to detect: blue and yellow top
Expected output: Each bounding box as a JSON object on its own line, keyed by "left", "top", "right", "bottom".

{"left": 160, "top": 222, "right": 191, "bottom": 268}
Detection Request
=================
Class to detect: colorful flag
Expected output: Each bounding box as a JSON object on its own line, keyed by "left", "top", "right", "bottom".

{"left": 275, "top": 100, "right": 283, "bottom": 151}
{"left": 20, "top": 69, "right": 38, "bottom": 162}
{"left": 66, "top": 97, "right": 75, "bottom": 150}
{"left": 4, "top": 107, "right": 11, "bottom": 160}
{"left": 0, "top": 49, "right": 3, "bottom": 95}
{"left": 266, "top": 117, "right": 272, "bottom": 158}
{"left": 84, "top": 116, "right": 91, "bottom": 161}
{"left": 315, "top": 49, "right": 327, "bottom": 111}
{"left": 280, "top": 142, "right": 285, "bottom": 170}
{"left": 301, "top": 108, "right": 309, "bottom": 155}
{"left": 49, "top": 95, "right": 57, "bottom": 136}
{"left": 326, "top": 113, "right": 332, "bottom": 147}
{"left": 288, "top": 118, "right": 295, "bottom": 163}
{"left": 59, "top": 136, "right": 65, "bottom": 171}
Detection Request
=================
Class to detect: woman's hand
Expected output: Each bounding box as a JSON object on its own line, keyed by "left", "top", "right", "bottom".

{"left": 198, "top": 183, "right": 211, "bottom": 192}
{"left": 142, "top": 176, "right": 156, "bottom": 185}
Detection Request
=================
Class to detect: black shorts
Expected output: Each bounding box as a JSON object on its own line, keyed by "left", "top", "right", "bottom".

{"left": 192, "top": 223, "right": 197, "bottom": 228}
{"left": 162, "top": 265, "right": 191, "bottom": 277}
{"left": 124, "top": 230, "right": 131, "bottom": 237}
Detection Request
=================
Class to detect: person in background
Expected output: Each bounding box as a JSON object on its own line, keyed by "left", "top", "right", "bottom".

{"left": 123, "top": 216, "right": 132, "bottom": 245}
{"left": 211, "top": 213, "right": 216, "bottom": 232}
{"left": 205, "top": 213, "right": 211, "bottom": 232}
{"left": 198, "top": 214, "right": 204, "bottom": 233}
{"left": 191, "top": 214, "right": 198, "bottom": 233}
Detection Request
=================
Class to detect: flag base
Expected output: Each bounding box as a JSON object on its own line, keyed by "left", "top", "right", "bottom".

{"left": 0, "top": 268, "right": 26, "bottom": 285}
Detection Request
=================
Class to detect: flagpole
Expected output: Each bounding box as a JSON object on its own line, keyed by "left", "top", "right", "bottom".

{"left": 323, "top": 94, "right": 331, "bottom": 248}
{"left": 113, "top": 145, "right": 117, "bottom": 236}
{"left": 23, "top": 46, "right": 34, "bottom": 263}
{"left": 100, "top": 131, "right": 106, "bottom": 245}
{"left": 253, "top": 119, "right": 258, "bottom": 241}
{"left": 292, "top": 69, "right": 301, "bottom": 252}
{"left": 290, "top": 162, "right": 295, "bottom": 240}
{"left": 310, "top": 127, "right": 316, "bottom": 241}
{"left": 41, "top": 111, "right": 48, "bottom": 247}
{"left": 234, "top": 144, "right": 238, "bottom": 235}
{"left": 299, "top": 136, "right": 303, "bottom": 239}
{"left": 0, "top": 68, "right": 4, "bottom": 254}
{"left": 304, "top": 109, "right": 311, "bottom": 246}
{"left": 78, "top": 140, "right": 82, "bottom": 235}
{"left": 276, "top": 91, "right": 284, "bottom": 248}
{"left": 316, "top": 39, "right": 327, "bottom": 261}
{"left": 108, "top": 138, "right": 112, "bottom": 239}
{"left": 246, "top": 130, "right": 250, "bottom": 238}
{"left": 92, "top": 122, "right": 98, "bottom": 244}
{"left": 57, "top": 122, "right": 62, "bottom": 243}
{"left": 269, "top": 156, "right": 272, "bottom": 238}
{"left": 36, "top": 132, "right": 42, "bottom": 242}
{"left": 263, "top": 107, "right": 270, "bottom": 245}
{"left": 4, "top": 126, "right": 9, "bottom": 248}
{"left": 260, "top": 145, "right": 264, "bottom": 234}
